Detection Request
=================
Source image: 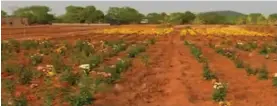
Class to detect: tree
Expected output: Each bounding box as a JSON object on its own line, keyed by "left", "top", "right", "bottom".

{"left": 236, "top": 15, "right": 247, "bottom": 25}
{"left": 169, "top": 12, "right": 185, "bottom": 25}
{"left": 105, "top": 7, "right": 143, "bottom": 24}
{"left": 197, "top": 13, "right": 227, "bottom": 24}
{"left": 63, "top": 5, "right": 85, "bottom": 23}
{"left": 183, "top": 11, "right": 196, "bottom": 24}
{"left": 247, "top": 13, "right": 266, "bottom": 25}
{"left": 1, "top": 10, "right": 8, "bottom": 17}
{"left": 268, "top": 13, "right": 277, "bottom": 25}
{"left": 13, "top": 6, "right": 54, "bottom": 24}
{"left": 146, "top": 13, "right": 162, "bottom": 24}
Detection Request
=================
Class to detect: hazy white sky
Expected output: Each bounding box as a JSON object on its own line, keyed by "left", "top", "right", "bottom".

{"left": 1, "top": 1, "right": 277, "bottom": 16}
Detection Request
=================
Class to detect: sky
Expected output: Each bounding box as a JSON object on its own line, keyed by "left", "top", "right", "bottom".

{"left": 1, "top": 1, "right": 277, "bottom": 16}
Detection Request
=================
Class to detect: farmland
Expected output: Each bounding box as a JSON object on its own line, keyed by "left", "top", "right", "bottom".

{"left": 1, "top": 25, "right": 277, "bottom": 106}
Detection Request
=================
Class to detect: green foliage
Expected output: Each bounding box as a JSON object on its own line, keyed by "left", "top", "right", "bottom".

{"left": 147, "top": 38, "right": 156, "bottom": 45}
{"left": 128, "top": 44, "right": 146, "bottom": 58}
{"left": 21, "top": 40, "right": 39, "bottom": 50}
{"left": 30, "top": 54, "right": 43, "bottom": 66}
{"left": 14, "top": 95, "right": 28, "bottom": 106}
{"left": 235, "top": 42, "right": 257, "bottom": 51}
{"left": 105, "top": 7, "right": 144, "bottom": 24}
{"left": 4, "top": 64, "right": 21, "bottom": 75}
{"left": 62, "top": 5, "right": 104, "bottom": 23}
{"left": 69, "top": 87, "right": 94, "bottom": 106}
{"left": 196, "top": 12, "right": 227, "bottom": 24}
{"left": 141, "top": 54, "right": 150, "bottom": 67}
{"left": 74, "top": 40, "right": 94, "bottom": 57}
{"left": 212, "top": 83, "right": 228, "bottom": 102}
{"left": 234, "top": 58, "right": 244, "bottom": 68}
{"left": 202, "top": 63, "right": 216, "bottom": 80}
{"left": 18, "top": 67, "right": 33, "bottom": 85}
{"left": 51, "top": 54, "right": 66, "bottom": 73}
{"left": 188, "top": 44, "right": 203, "bottom": 62}
{"left": 2, "top": 39, "right": 20, "bottom": 53}
{"left": 2, "top": 79, "right": 15, "bottom": 93}
{"left": 245, "top": 65, "right": 257, "bottom": 76}
{"left": 259, "top": 44, "right": 272, "bottom": 55}
{"left": 60, "top": 70, "right": 80, "bottom": 86}
{"left": 2, "top": 10, "right": 8, "bottom": 17}
{"left": 104, "top": 58, "right": 131, "bottom": 84}
{"left": 247, "top": 13, "right": 267, "bottom": 25}
{"left": 257, "top": 65, "right": 269, "bottom": 80}
{"left": 268, "top": 13, "right": 277, "bottom": 25}
{"left": 13, "top": 6, "right": 54, "bottom": 24}
{"left": 43, "top": 92, "right": 54, "bottom": 106}
{"left": 273, "top": 77, "right": 277, "bottom": 87}
{"left": 183, "top": 11, "right": 196, "bottom": 24}
{"left": 88, "top": 55, "right": 103, "bottom": 69}
{"left": 146, "top": 13, "right": 165, "bottom": 24}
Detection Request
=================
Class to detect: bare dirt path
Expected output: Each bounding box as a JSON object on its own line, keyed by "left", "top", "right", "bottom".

{"left": 93, "top": 31, "right": 215, "bottom": 106}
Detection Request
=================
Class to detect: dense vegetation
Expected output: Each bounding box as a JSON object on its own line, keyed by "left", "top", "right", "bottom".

{"left": 1, "top": 5, "right": 277, "bottom": 25}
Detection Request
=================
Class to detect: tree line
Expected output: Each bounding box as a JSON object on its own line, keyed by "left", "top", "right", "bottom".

{"left": 1, "top": 5, "right": 277, "bottom": 25}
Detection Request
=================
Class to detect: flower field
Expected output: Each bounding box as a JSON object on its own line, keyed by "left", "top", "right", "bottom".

{"left": 1, "top": 25, "right": 277, "bottom": 106}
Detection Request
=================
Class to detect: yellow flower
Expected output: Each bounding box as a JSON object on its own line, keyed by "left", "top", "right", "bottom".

{"left": 47, "top": 71, "right": 55, "bottom": 77}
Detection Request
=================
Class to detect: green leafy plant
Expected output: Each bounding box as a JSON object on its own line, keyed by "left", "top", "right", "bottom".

{"left": 147, "top": 38, "right": 156, "bottom": 45}
{"left": 18, "top": 67, "right": 33, "bottom": 85}
{"left": 69, "top": 87, "right": 94, "bottom": 106}
{"left": 21, "top": 40, "right": 39, "bottom": 50}
{"left": 273, "top": 77, "right": 277, "bottom": 87}
{"left": 257, "top": 65, "right": 269, "bottom": 80}
{"left": 245, "top": 65, "right": 257, "bottom": 76}
{"left": 2, "top": 79, "right": 15, "bottom": 93}
{"left": 30, "top": 54, "right": 43, "bottom": 66}
{"left": 51, "top": 54, "right": 66, "bottom": 73}
{"left": 202, "top": 63, "right": 216, "bottom": 80}
{"left": 2, "top": 39, "right": 20, "bottom": 53}
{"left": 4, "top": 64, "right": 21, "bottom": 75}
{"left": 60, "top": 70, "right": 80, "bottom": 86}
{"left": 234, "top": 58, "right": 244, "bottom": 68}
{"left": 212, "top": 83, "right": 228, "bottom": 102}
{"left": 43, "top": 92, "right": 54, "bottom": 106}
{"left": 74, "top": 40, "right": 94, "bottom": 57}
{"left": 128, "top": 44, "right": 146, "bottom": 58}
{"left": 14, "top": 95, "right": 28, "bottom": 106}
{"left": 141, "top": 54, "right": 150, "bottom": 67}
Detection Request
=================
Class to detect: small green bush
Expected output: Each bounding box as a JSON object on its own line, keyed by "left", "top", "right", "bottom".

{"left": 245, "top": 65, "right": 257, "bottom": 76}
{"left": 69, "top": 87, "right": 94, "bottom": 106}
{"left": 202, "top": 64, "right": 216, "bottom": 80}
{"left": 234, "top": 59, "right": 244, "bottom": 68}
{"left": 212, "top": 83, "right": 227, "bottom": 102}
{"left": 18, "top": 67, "right": 33, "bottom": 85}
{"left": 128, "top": 44, "right": 146, "bottom": 58}
{"left": 60, "top": 70, "right": 80, "bottom": 86}
{"left": 273, "top": 77, "right": 277, "bottom": 87}
{"left": 257, "top": 65, "right": 268, "bottom": 80}
{"left": 30, "top": 54, "right": 43, "bottom": 66}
